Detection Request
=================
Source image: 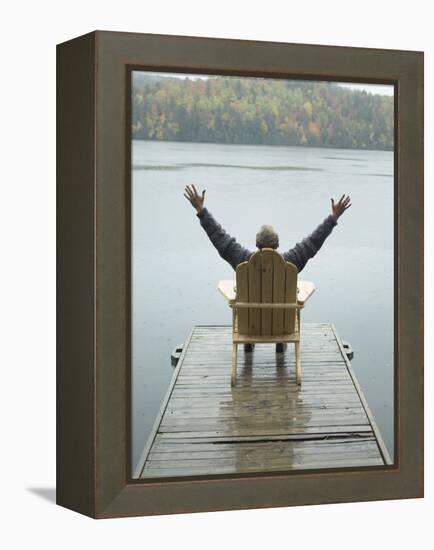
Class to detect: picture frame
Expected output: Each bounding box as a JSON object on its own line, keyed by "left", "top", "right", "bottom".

{"left": 57, "top": 30, "right": 423, "bottom": 518}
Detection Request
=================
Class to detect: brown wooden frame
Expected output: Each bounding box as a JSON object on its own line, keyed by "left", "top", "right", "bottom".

{"left": 57, "top": 30, "right": 424, "bottom": 518}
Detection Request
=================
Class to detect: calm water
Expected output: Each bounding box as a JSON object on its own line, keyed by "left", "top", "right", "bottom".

{"left": 131, "top": 140, "right": 394, "bottom": 473}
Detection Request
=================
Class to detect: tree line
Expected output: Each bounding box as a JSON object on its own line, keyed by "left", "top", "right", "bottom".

{"left": 131, "top": 74, "right": 393, "bottom": 151}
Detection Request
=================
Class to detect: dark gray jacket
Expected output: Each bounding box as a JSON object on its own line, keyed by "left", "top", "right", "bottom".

{"left": 197, "top": 207, "right": 338, "bottom": 272}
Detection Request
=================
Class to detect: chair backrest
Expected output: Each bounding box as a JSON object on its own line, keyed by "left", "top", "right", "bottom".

{"left": 235, "top": 248, "right": 298, "bottom": 336}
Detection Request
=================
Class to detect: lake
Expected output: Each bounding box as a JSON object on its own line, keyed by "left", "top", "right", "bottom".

{"left": 131, "top": 139, "right": 394, "bottom": 473}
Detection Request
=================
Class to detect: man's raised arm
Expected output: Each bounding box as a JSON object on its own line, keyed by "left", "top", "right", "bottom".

{"left": 282, "top": 195, "right": 351, "bottom": 273}
{"left": 184, "top": 184, "right": 252, "bottom": 270}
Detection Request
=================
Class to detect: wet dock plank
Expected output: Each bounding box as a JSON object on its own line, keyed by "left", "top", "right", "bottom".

{"left": 136, "top": 323, "right": 391, "bottom": 478}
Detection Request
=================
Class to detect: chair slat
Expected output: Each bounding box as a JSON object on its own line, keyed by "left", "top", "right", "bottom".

{"left": 261, "top": 249, "right": 274, "bottom": 336}
{"left": 272, "top": 252, "right": 286, "bottom": 335}
{"left": 283, "top": 262, "right": 298, "bottom": 334}
{"left": 235, "top": 262, "right": 249, "bottom": 334}
{"left": 248, "top": 251, "right": 262, "bottom": 335}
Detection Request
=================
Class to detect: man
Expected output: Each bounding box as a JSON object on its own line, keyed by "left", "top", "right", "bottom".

{"left": 184, "top": 184, "right": 351, "bottom": 352}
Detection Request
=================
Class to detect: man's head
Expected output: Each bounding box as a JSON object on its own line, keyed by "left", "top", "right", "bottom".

{"left": 256, "top": 224, "right": 279, "bottom": 250}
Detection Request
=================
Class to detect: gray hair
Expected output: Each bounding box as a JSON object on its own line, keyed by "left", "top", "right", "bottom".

{"left": 256, "top": 224, "right": 279, "bottom": 249}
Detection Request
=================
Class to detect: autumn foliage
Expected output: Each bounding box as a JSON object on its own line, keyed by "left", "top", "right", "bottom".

{"left": 132, "top": 74, "right": 393, "bottom": 151}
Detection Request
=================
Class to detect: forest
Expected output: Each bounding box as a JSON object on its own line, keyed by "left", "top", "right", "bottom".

{"left": 131, "top": 73, "right": 393, "bottom": 151}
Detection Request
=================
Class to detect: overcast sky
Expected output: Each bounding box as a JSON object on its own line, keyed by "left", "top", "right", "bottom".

{"left": 134, "top": 71, "right": 393, "bottom": 97}
{"left": 337, "top": 82, "right": 393, "bottom": 96}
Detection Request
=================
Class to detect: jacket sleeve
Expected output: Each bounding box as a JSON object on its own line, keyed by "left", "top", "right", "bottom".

{"left": 196, "top": 208, "right": 252, "bottom": 270}
{"left": 282, "top": 215, "right": 338, "bottom": 273}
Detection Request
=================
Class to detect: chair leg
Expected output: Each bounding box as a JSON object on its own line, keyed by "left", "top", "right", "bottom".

{"left": 231, "top": 343, "right": 238, "bottom": 386}
{"left": 295, "top": 341, "right": 301, "bottom": 385}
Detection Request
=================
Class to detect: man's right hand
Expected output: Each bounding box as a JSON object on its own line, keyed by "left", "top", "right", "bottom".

{"left": 184, "top": 184, "right": 206, "bottom": 212}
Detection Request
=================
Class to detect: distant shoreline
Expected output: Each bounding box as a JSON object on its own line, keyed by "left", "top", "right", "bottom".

{"left": 131, "top": 138, "right": 393, "bottom": 154}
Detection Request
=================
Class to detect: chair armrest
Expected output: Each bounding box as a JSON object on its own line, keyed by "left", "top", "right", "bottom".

{"left": 218, "top": 279, "right": 315, "bottom": 306}
{"left": 297, "top": 280, "right": 315, "bottom": 305}
{"left": 218, "top": 280, "right": 236, "bottom": 305}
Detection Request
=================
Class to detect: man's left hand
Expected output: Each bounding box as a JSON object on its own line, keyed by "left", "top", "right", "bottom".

{"left": 331, "top": 194, "right": 351, "bottom": 222}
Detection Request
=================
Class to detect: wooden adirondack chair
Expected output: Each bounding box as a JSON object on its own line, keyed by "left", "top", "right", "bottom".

{"left": 218, "top": 248, "right": 315, "bottom": 386}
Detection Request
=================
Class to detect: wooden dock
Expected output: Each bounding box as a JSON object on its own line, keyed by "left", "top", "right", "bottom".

{"left": 135, "top": 323, "right": 391, "bottom": 479}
